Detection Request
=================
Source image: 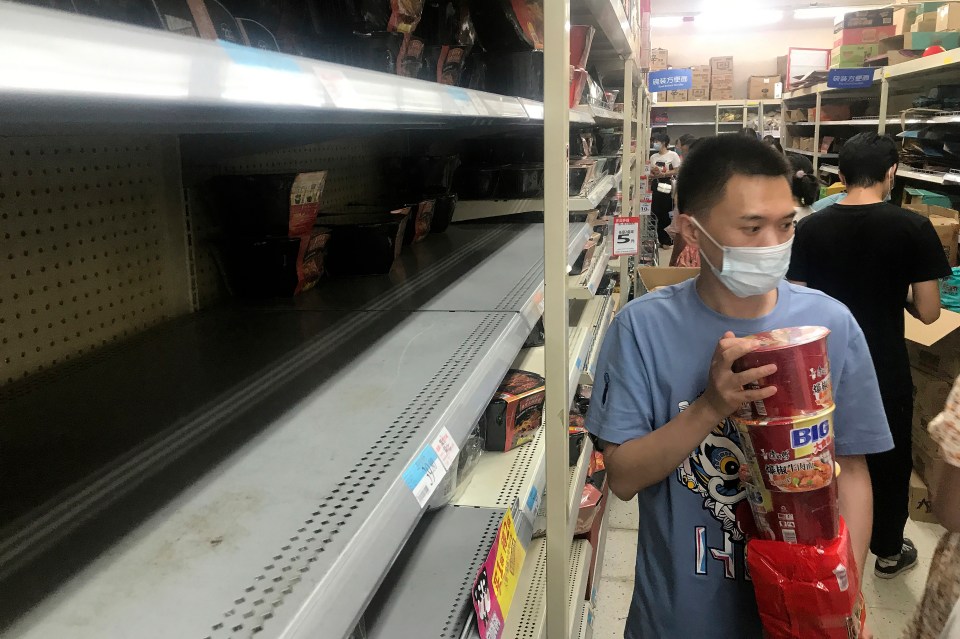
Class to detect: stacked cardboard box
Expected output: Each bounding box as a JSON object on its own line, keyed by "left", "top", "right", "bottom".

{"left": 747, "top": 75, "right": 781, "bottom": 100}
{"left": 651, "top": 48, "right": 668, "bottom": 101}
{"left": 710, "top": 56, "right": 733, "bottom": 100}
{"left": 902, "top": 190, "right": 960, "bottom": 265}
{"left": 832, "top": 7, "right": 894, "bottom": 67}
{"left": 689, "top": 64, "right": 711, "bottom": 101}
{"left": 938, "top": 3, "right": 960, "bottom": 30}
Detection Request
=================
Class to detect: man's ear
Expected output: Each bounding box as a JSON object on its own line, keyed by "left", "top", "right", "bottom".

{"left": 678, "top": 213, "right": 700, "bottom": 249}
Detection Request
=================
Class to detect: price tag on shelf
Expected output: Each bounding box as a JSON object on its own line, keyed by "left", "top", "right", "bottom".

{"left": 402, "top": 445, "right": 445, "bottom": 508}
{"left": 431, "top": 427, "right": 460, "bottom": 470}
{"left": 612, "top": 216, "right": 640, "bottom": 257}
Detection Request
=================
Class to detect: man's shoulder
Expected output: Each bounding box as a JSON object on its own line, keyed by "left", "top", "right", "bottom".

{"left": 618, "top": 279, "right": 696, "bottom": 326}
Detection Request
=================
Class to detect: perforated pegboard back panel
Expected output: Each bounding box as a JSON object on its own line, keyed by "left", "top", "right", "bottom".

{"left": 0, "top": 136, "right": 191, "bottom": 386}
{"left": 183, "top": 137, "right": 389, "bottom": 309}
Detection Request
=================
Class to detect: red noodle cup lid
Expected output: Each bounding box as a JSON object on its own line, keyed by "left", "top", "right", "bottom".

{"left": 744, "top": 326, "right": 830, "bottom": 352}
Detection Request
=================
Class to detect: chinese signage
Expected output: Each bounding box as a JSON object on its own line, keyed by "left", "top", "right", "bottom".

{"left": 826, "top": 68, "right": 874, "bottom": 89}
{"left": 649, "top": 68, "right": 693, "bottom": 92}
{"left": 612, "top": 216, "right": 641, "bottom": 257}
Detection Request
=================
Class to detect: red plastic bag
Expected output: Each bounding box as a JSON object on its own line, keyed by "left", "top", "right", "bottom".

{"left": 747, "top": 518, "right": 866, "bottom": 639}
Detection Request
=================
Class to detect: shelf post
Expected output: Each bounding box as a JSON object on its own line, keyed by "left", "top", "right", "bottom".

{"left": 623, "top": 58, "right": 635, "bottom": 217}
{"left": 813, "top": 91, "right": 822, "bottom": 172}
{"left": 543, "top": 0, "right": 570, "bottom": 635}
{"left": 878, "top": 78, "right": 889, "bottom": 135}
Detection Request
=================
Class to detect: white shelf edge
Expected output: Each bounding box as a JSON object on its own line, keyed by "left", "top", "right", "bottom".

{"left": 819, "top": 164, "right": 839, "bottom": 175}
{"left": 454, "top": 175, "right": 616, "bottom": 222}
{"left": 575, "top": 104, "right": 624, "bottom": 124}
{"left": 570, "top": 242, "right": 611, "bottom": 299}
{"left": 783, "top": 147, "right": 838, "bottom": 159}
{"left": 581, "top": 293, "right": 614, "bottom": 385}
{"left": 896, "top": 167, "right": 960, "bottom": 185}
{"left": 654, "top": 99, "right": 780, "bottom": 108}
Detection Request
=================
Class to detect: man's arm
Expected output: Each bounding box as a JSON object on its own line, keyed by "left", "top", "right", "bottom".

{"left": 604, "top": 332, "right": 777, "bottom": 500}
{"left": 906, "top": 280, "right": 942, "bottom": 325}
{"left": 836, "top": 455, "right": 873, "bottom": 579}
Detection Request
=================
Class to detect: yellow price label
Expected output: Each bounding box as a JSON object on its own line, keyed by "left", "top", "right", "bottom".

{"left": 492, "top": 510, "right": 526, "bottom": 620}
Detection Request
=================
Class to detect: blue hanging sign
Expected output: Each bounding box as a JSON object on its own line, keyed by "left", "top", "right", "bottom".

{"left": 826, "top": 68, "right": 874, "bottom": 89}
{"left": 649, "top": 68, "right": 693, "bottom": 92}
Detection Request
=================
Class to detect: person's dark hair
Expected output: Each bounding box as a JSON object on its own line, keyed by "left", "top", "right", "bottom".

{"left": 787, "top": 153, "right": 820, "bottom": 206}
{"left": 838, "top": 132, "right": 899, "bottom": 188}
{"left": 678, "top": 133, "right": 697, "bottom": 148}
{"left": 652, "top": 131, "right": 670, "bottom": 146}
{"left": 762, "top": 135, "right": 783, "bottom": 154}
{"left": 677, "top": 135, "right": 790, "bottom": 216}
{"left": 741, "top": 127, "right": 758, "bottom": 139}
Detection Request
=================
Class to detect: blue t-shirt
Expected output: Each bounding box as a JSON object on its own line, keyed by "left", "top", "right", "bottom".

{"left": 585, "top": 279, "right": 893, "bottom": 639}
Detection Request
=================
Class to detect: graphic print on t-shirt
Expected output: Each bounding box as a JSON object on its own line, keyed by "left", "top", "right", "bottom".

{"left": 675, "top": 400, "right": 750, "bottom": 578}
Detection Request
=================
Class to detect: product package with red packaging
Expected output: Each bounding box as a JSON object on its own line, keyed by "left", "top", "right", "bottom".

{"left": 747, "top": 518, "right": 866, "bottom": 639}
{"left": 734, "top": 326, "right": 832, "bottom": 419}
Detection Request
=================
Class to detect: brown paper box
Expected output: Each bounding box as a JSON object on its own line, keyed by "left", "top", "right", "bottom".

{"left": 710, "top": 56, "right": 733, "bottom": 73}
{"left": 909, "top": 471, "right": 939, "bottom": 523}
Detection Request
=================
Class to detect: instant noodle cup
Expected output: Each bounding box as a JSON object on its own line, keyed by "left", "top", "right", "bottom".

{"left": 743, "top": 478, "right": 839, "bottom": 545}
{"left": 734, "top": 326, "right": 832, "bottom": 419}
{"left": 736, "top": 406, "right": 840, "bottom": 544}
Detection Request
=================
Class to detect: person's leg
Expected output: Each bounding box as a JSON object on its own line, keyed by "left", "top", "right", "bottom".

{"left": 652, "top": 190, "right": 672, "bottom": 246}
{"left": 869, "top": 388, "right": 916, "bottom": 574}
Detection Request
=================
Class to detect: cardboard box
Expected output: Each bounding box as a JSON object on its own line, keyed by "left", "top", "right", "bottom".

{"left": 938, "top": 2, "right": 960, "bottom": 30}
{"left": 710, "top": 87, "right": 734, "bottom": 100}
{"left": 905, "top": 308, "right": 960, "bottom": 382}
{"left": 666, "top": 89, "right": 689, "bottom": 102}
{"left": 895, "top": 6, "right": 918, "bottom": 34}
{"left": 831, "top": 43, "right": 881, "bottom": 67}
{"left": 914, "top": 11, "right": 940, "bottom": 31}
{"left": 689, "top": 87, "right": 710, "bottom": 101}
{"left": 904, "top": 187, "right": 954, "bottom": 210}
{"left": 747, "top": 75, "right": 782, "bottom": 99}
{"left": 913, "top": 367, "right": 952, "bottom": 442}
{"left": 710, "top": 56, "right": 733, "bottom": 73}
{"left": 784, "top": 108, "right": 808, "bottom": 122}
{"left": 777, "top": 55, "right": 788, "bottom": 80}
{"left": 836, "top": 7, "right": 893, "bottom": 29}
{"left": 711, "top": 73, "right": 734, "bottom": 90}
{"left": 834, "top": 24, "right": 897, "bottom": 47}
{"left": 651, "top": 48, "right": 668, "bottom": 70}
{"left": 909, "top": 471, "right": 939, "bottom": 523}
{"left": 636, "top": 267, "right": 699, "bottom": 294}
{"left": 808, "top": 104, "right": 852, "bottom": 122}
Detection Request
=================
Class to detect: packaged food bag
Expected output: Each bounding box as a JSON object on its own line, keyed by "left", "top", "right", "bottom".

{"left": 941, "top": 266, "right": 960, "bottom": 312}
{"left": 747, "top": 517, "right": 865, "bottom": 639}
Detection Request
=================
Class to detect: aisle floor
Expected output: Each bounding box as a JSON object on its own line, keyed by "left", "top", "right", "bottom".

{"left": 593, "top": 496, "right": 947, "bottom": 639}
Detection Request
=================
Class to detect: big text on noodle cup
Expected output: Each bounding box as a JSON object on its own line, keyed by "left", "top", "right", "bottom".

{"left": 735, "top": 407, "right": 836, "bottom": 494}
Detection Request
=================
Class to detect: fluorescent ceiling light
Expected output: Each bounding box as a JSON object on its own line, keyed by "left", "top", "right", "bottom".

{"left": 696, "top": 9, "right": 783, "bottom": 30}
{"left": 651, "top": 15, "right": 684, "bottom": 28}
{"left": 794, "top": 5, "right": 884, "bottom": 20}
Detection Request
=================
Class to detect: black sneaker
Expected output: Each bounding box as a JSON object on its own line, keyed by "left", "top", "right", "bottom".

{"left": 874, "top": 538, "right": 918, "bottom": 579}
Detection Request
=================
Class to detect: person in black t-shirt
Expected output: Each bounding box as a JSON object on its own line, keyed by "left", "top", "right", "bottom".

{"left": 787, "top": 132, "right": 951, "bottom": 579}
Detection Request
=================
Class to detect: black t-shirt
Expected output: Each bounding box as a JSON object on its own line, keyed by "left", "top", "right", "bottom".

{"left": 787, "top": 202, "right": 951, "bottom": 395}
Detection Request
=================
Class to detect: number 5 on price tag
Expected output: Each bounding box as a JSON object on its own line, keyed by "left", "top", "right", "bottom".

{"left": 612, "top": 216, "right": 640, "bottom": 257}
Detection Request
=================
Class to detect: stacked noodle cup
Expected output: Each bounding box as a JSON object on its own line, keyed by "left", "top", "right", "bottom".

{"left": 733, "top": 327, "right": 839, "bottom": 545}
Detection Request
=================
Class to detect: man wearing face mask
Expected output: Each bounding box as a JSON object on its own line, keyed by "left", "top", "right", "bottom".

{"left": 788, "top": 132, "right": 950, "bottom": 580}
{"left": 585, "top": 135, "right": 892, "bottom": 639}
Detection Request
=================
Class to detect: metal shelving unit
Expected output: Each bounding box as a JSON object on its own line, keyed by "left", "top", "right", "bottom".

{"left": 570, "top": 241, "right": 612, "bottom": 300}
{"left": 1, "top": 224, "right": 589, "bottom": 639}
{"left": 0, "top": 0, "right": 643, "bottom": 635}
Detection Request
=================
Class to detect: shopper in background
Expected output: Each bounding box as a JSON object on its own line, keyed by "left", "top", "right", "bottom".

{"left": 787, "top": 154, "right": 819, "bottom": 222}
{"left": 586, "top": 135, "right": 890, "bottom": 639}
{"left": 903, "top": 374, "right": 960, "bottom": 639}
{"left": 650, "top": 131, "right": 681, "bottom": 247}
{"left": 677, "top": 133, "right": 698, "bottom": 160}
{"left": 787, "top": 132, "right": 951, "bottom": 579}
{"left": 762, "top": 134, "right": 783, "bottom": 154}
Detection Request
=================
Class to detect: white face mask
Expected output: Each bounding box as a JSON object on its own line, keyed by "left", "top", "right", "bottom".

{"left": 691, "top": 217, "right": 793, "bottom": 298}
{"left": 655, "top": 143, "right": 663, "bottom": 152}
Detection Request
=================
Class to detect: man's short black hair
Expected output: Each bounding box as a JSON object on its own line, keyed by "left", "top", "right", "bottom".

{"left": 678, "top": 133, "right": 697, "bottom": 148}
{"left": 838, "top": 132, "right": 899, "bottom": 188}
{"left": 652, "top": 131, "right": 670, "bottom": 145}
{"left": 677, "top": 135, "right": 790, "bottom": 216}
